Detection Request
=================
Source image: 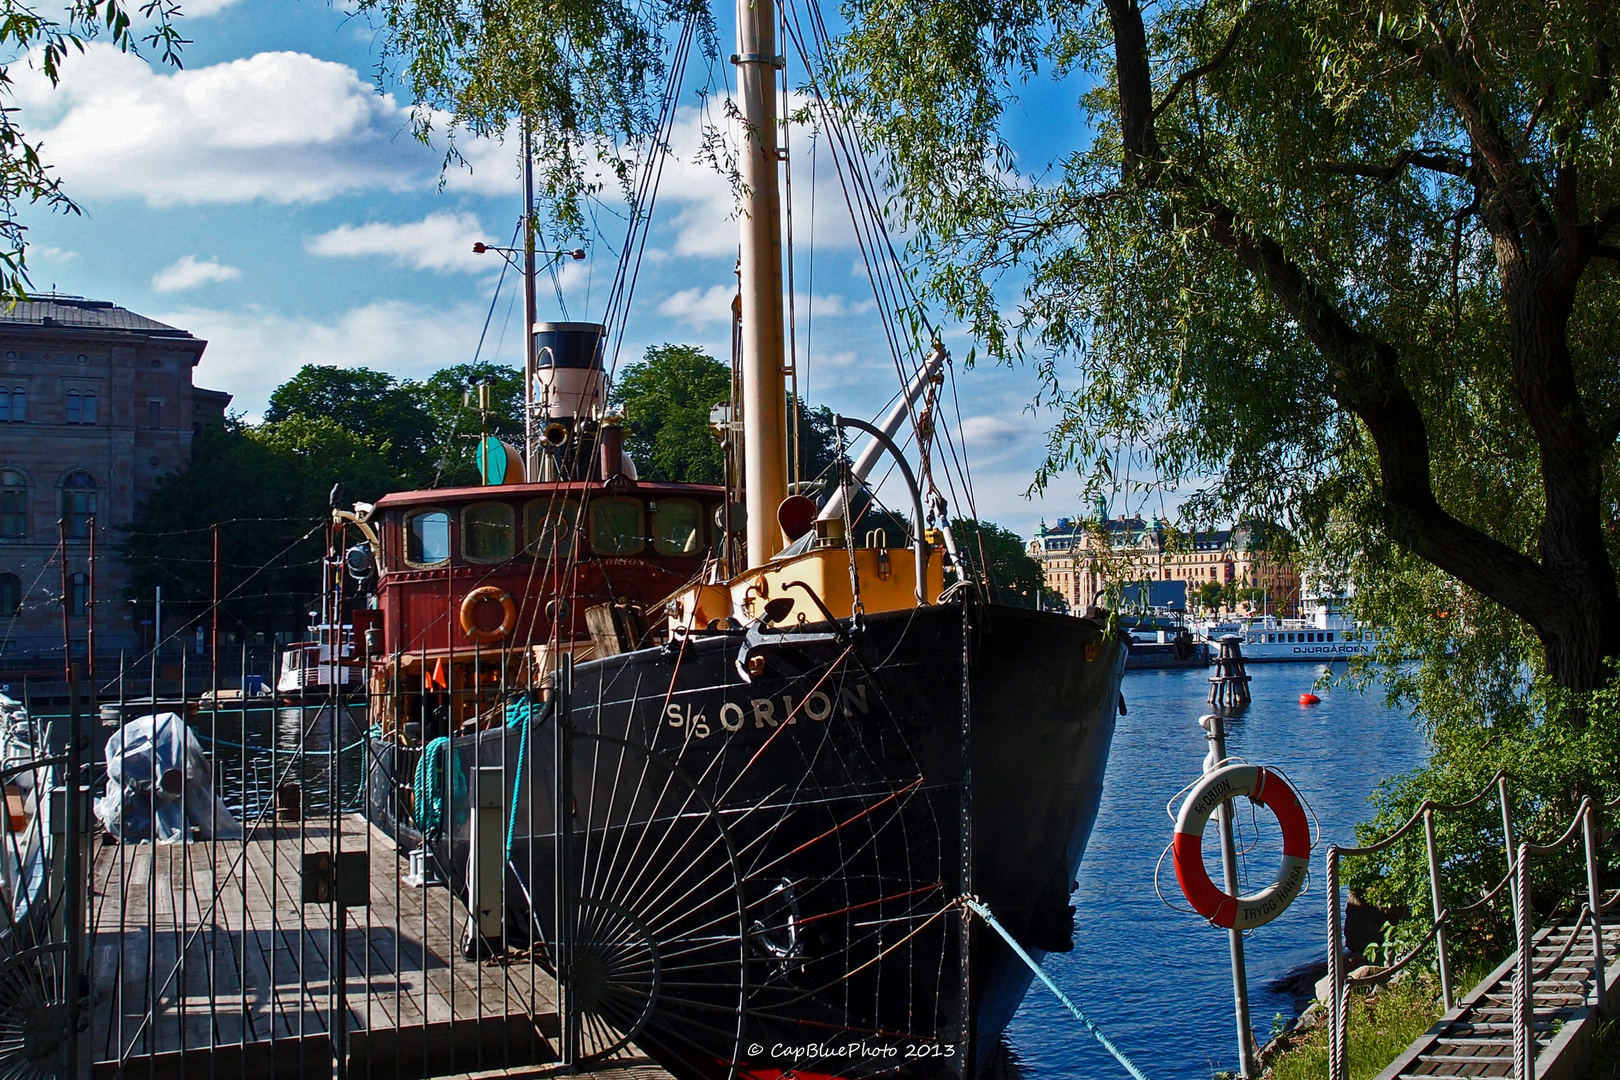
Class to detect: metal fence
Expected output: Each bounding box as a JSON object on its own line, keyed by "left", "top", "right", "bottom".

{"left": 1324, "top": 770, "right": 1618, "bottom": 1080}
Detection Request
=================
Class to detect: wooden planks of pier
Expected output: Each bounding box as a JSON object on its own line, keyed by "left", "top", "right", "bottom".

{"left": 1376, "top": 918, "right": 1620, "bottom": 1080}
{"left": 86, "top": 813, "right": 665, "bottom": 1080}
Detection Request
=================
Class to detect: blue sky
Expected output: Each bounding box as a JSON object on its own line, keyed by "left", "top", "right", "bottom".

{"left": 13, "top": 0, "right": 1123, "bottom": 538}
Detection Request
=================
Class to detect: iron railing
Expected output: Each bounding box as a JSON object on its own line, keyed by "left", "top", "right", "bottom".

{"left": 1325, "top": 771, "right": 1619, "bottom": 1080}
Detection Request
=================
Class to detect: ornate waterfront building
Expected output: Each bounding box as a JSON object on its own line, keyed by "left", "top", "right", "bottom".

{"left": 0, "top": 297, "right": 228, "bottom": 666}
{"left": 1028, "top": 512, "right": 1300, "bottom": 616}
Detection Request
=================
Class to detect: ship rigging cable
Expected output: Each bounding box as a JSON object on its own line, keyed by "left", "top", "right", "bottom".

{"left": 963, "top": 898, "right": 1152, "bottom": 1080}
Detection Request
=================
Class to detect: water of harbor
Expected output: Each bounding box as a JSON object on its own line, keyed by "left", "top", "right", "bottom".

{"left": 184, "top": 703, "right": 369, "bottom": 821}
{"left": 1002, "top": 663, "right": 1427, "bottom": 1079}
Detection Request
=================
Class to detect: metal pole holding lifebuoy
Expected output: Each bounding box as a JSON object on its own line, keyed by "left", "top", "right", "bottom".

{"left": 1206, "top": 712, "right": 1258, "bottom": 1080}
{"left": 1162, "top": 715, "right": 1313, "bottom": 1078}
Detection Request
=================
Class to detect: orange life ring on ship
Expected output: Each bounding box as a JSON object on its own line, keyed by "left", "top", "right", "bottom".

{"left": 459, "top": 586, "right": 517, "bottom": 643}
{"left": 1172, "top": 764, "right": 1311, "bottom": 929}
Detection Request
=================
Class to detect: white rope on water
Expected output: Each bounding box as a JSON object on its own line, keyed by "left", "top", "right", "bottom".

{"left": 962, "top": 897, "right": 1151, "bottom": 1080}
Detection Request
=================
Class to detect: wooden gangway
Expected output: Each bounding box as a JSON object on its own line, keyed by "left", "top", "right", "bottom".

{"left": 86, "top": 813, "right": 667, "bottom": 1080}
{"left": 1376, "top": 917, "right": 1620, "bottom": 1080}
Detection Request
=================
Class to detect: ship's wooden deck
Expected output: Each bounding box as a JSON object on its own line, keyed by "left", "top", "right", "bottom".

{"left": 86, "top": 813, "right": 663, "bottom": 1080}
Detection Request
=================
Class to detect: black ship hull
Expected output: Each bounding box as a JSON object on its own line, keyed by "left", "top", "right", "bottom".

{"left": 368, "top": 601, "right": 1125, "bottom": 1078}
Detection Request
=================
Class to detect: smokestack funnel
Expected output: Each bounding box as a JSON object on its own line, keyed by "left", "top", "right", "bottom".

{"left": 534, "top": 321, "right": 606, "bottom": 420}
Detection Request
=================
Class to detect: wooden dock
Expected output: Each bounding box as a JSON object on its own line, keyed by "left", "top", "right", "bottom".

{"left": 86, "top": 813, "right": 667, "bottom": 1080}
{"left": 1376, "top": 918, "right": 1620, "bottom": 1080}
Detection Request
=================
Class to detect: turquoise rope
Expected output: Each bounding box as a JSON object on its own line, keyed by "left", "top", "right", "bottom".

{"left": 504, "top": 697, "right": 532, "bottom": 859}
{"left": 414, "top": 736, "right": 451, "bottom": 835}
{"left": 963, "top": 898, "right": 1151, "bottom": 1080}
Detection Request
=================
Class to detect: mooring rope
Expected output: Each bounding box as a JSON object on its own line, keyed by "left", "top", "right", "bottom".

{"left": 962, "top": 897, "right": 1151, "bottom": 1080}
{"left": 413, "top": 736, "right": 451, "bottom": 834}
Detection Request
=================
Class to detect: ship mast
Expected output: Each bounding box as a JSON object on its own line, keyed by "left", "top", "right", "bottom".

{"left": 522, "top": 122, "right": 540, "bottom": 481}
{"left": 736, "top": 0, "right": 788, "bottom": 567}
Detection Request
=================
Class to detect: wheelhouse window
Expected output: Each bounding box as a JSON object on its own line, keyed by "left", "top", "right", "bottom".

{"left": 462, "top": 502, "right": 515, "bottom": 564}
{"left": 589, "top": 497, "right": 645, "bottom": 556}
{"left": 0, "top": 573, "right": 18, "bottom": 615}
{"left": 405, "top": 509, "right": 451, "bottom": 567}
{"left": 0, "top": 471, "right": 24, "bottom": 538}
{"left": 652, "top": 498, "right": 704, "bottom": 556}
{"left": 525, "top": 498, "right": 579, "bottom": 557}
{"left": 61, "top": 471, "right": 96, "bottom": 538}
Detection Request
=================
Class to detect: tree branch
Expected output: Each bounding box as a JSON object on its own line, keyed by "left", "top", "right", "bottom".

{"left": 1148, "top": 6, "right": 1254, "bottom": 124}
{"left": 1309, "top": 149, "right": 1469, "bottom": 182}
{"left": 1102, "top": 0, "right": 1571, "bottom": 634}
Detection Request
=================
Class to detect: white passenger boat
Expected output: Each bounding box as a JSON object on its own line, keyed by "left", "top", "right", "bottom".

{"left": 1202, "top": 603, "right": 1381, "bottom": 662}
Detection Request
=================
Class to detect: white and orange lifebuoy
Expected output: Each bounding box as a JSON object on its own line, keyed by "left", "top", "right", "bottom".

{"left": 459, "top": 586, "right": 518, "bottom": 644}
{"left": 1173, "top": 764, "right": 1310, "bottom": 929}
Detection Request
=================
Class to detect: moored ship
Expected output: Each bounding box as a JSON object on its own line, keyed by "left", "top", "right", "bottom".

{"left": 336, "top": 0, "right": 1130, "bottom": 1071}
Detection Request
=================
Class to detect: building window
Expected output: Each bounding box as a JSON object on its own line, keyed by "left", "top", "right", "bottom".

{"left": 0, "top": 386, "right": 24, "bottom": 422}
{"left": 148, "top": 399, "right": 162, "bottom": 429}
{"left": 61, "top": 471, "right": 97, "bottom": 539}
{"left": 65, "top": 389, "right": 98, "bottom": 425}
{"left": 0, "top": 573, "right": 18, "bottom": 615}
{"left": 0, "top": 471, "right": 24, "bottom": 538}
{"left": 68, "top": 572, "right": 88, "bottom": 617}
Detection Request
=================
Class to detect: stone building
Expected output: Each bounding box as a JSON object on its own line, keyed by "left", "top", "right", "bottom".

{"left": 0, "top": 297, "right": 228, "bottom": 666}
{"left": 1028, "top": 513, "right": 1300, "bottom": 616}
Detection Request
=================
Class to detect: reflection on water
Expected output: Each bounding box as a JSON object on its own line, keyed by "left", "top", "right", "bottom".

{"left": 1006, "top": 664, "right": 1427, "bottom": 1080}
{"left": 191, "top": 703, "right": 368, "bottom": 822}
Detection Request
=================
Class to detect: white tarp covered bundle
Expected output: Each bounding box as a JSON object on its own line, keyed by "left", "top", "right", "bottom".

{"left": 95, "top": 713, "right": 242, "bottom": 843}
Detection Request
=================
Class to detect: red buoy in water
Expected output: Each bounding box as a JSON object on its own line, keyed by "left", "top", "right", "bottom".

{"left": 1299, "top": 693, "right": 1320, "bottom": 705}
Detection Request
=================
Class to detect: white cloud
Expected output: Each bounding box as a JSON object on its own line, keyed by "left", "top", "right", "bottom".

{"left": 657, "top": 284, "right": 734, "bottom": 327}
{"left": 646, "top": 97, "right": 862, "bottom": 259}
{"left": 960, "top": 415, "right": 1024, "bottom": 447}
{"left": 11, "top": 45, "right": 486, "bottom": 205}
{"left": 152, "top": 255, "right": 241, "bottom": 292}
{"left": 308, "top": 212, "right": 491, "bottom": 273}
{"left": 181, "top": 0, "right": 243, "bottom": 15}
{"left": 167, "top": 301, "right": 527, "bottom": 417}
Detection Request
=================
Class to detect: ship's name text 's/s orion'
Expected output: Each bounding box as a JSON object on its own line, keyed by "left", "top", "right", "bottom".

{"left": 665, "top": 685, "right": 871, "bottom": 739}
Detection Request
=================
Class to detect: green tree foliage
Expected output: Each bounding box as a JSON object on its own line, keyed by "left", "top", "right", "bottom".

{"left": 0, "top": 1, "right": 185, "bottom": 295}
{"left": 265, "top": 365, "right": 438, "bottom": 484}
{"left": 419, "top": 362, "right": 525, "bottom": 485}
{"left": 610, "top": 344, "right": 731, "bottom": 484}
{"left": 794, "top": 404, "right": 842, "bottom": 488}
{"left": 832, "top": 0, "right": 1620, "bottom": 693}
{"left": 952, "top": 519, "right": 1047, "bottom": 608}
{"left": 121, "top": 421, "right": 364, "bottom": 634}
{"left": 353, "top": 0, "right": 715, "bottom": 235}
